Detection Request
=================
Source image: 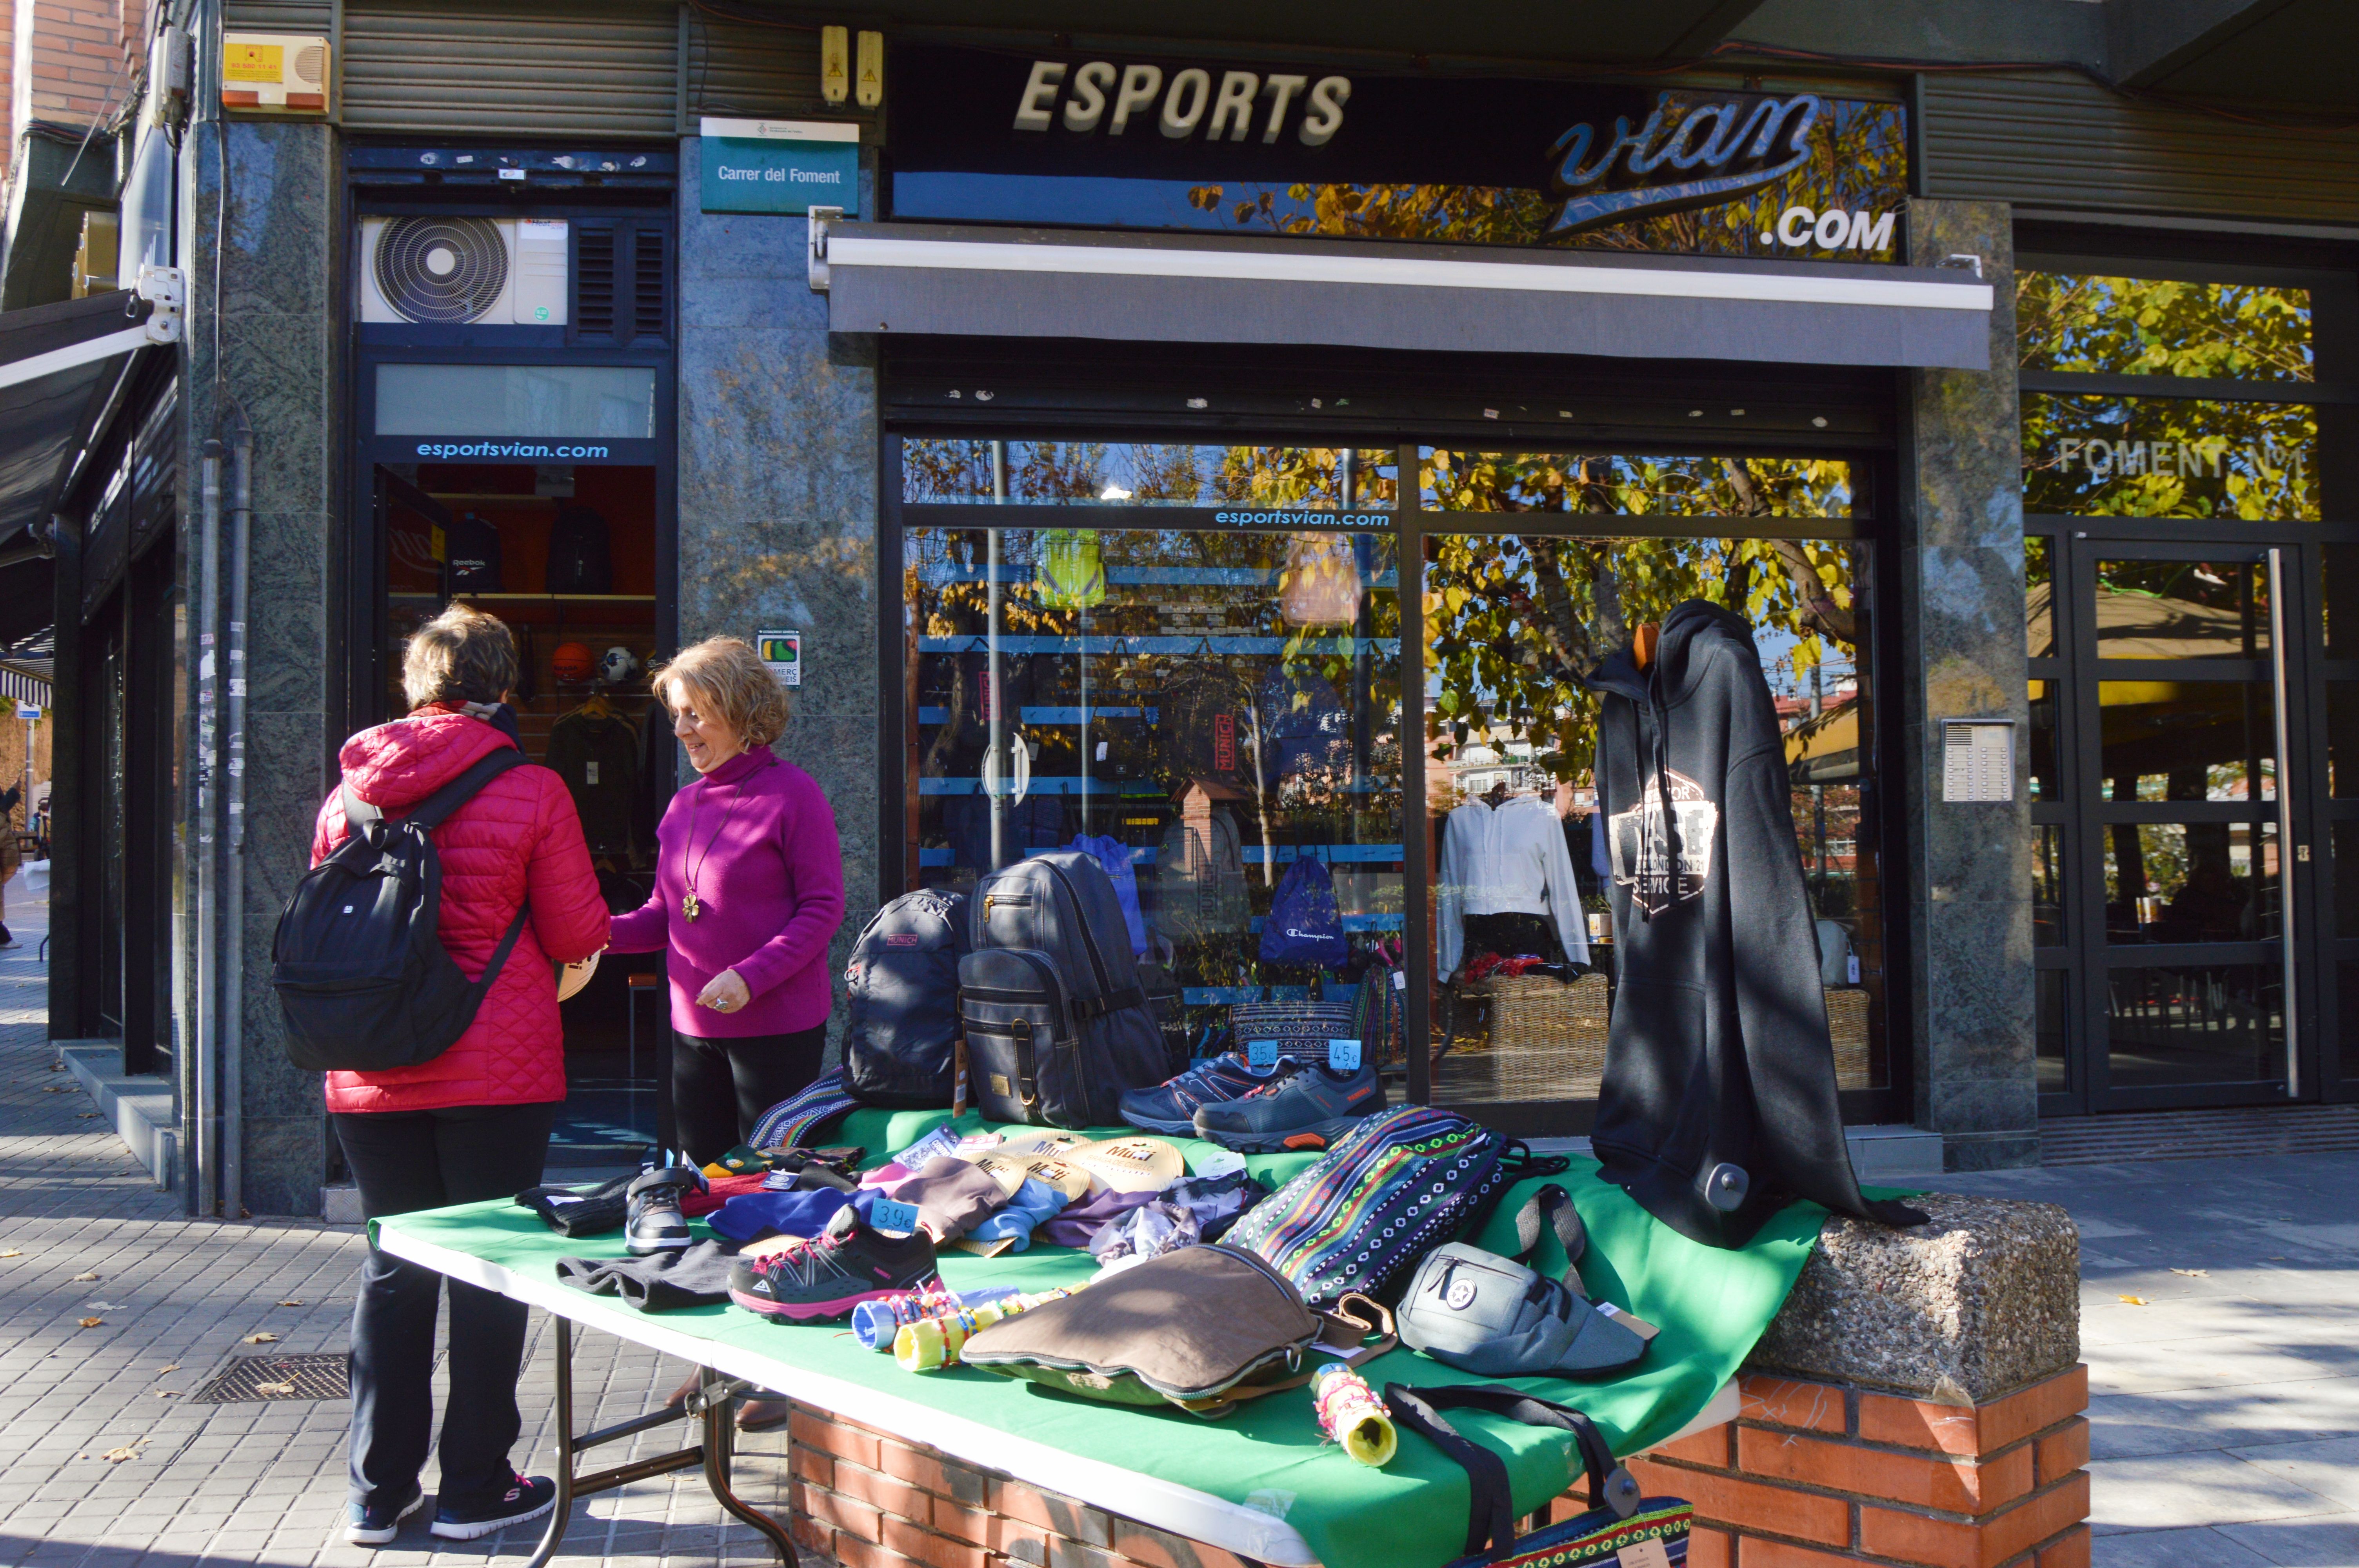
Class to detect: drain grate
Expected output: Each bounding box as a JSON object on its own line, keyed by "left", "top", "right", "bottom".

{"left": 193, "top": 1351, "right": 350, "bottom": 1404}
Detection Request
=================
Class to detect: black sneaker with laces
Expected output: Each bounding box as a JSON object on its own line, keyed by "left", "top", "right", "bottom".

{"left": 345, "top": 1483, "right": 424, "bottom": 1546}
{"left": 431, "top": 1474, "right": 556, "bottom": 1541}
{"left": 625, "top": 1165, "right": 702, "bottom": 1256}
{"left": 728, "top": 1204, "right": 939, "bottom": 1322}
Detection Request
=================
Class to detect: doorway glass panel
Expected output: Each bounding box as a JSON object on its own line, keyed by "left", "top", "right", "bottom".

{"left": 2105, "top": 963, "right": 2283, "bottom": 1088}
{"left": 2095, "top": 681, "right": 2275, "bottom": 802}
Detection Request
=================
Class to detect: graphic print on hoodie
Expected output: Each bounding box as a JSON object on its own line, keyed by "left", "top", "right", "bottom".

{"left": 1586, "top": 599, "right": 1926, "bottom": 1249}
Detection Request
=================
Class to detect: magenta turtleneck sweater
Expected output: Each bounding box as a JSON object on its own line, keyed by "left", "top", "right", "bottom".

{"left": 607, "top": 748, "right": 846, "bottom": 1037}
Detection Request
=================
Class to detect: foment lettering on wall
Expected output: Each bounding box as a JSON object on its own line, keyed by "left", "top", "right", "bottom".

{"left": 1011, "top": 60, "right": 1353, "bottom": 146}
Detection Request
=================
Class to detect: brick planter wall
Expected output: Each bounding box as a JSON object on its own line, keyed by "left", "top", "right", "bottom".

{"left": 1619, "top": 1368, "right": 2090, "bottom": 1568}
{"left": 781, "top": 1363, "right": 2088, "bottom": 1568}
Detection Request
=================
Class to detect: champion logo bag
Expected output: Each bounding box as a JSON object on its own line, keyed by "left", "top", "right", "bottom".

{"left": 1224, "top": 1105, "right": 1565, "bottom": 1307}
{"left": 1260, "top": 855, "right": 1349, "bottom": 968}
{"left": 270, "top": 750, "right": 531, "bottom": 1073}
{"left": 843, "top": 888, "right": 971, "bottom": 1107}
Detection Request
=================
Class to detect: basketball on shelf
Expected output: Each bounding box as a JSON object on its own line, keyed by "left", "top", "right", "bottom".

{"left": 551, "top": 641, "right": 597, "bottom": 683}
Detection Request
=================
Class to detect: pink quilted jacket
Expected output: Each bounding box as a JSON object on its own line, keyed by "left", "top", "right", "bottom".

{"left": 314, "top": 706, "right": 611, "bottom": 1114}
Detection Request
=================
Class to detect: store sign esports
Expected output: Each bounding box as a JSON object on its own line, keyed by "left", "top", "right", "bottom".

{"left": 891, "top": 44, "right": 1907, "bottom": 261}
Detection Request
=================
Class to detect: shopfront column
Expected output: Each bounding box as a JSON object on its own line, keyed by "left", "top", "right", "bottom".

{"left": 674, "top": 137, "right": 883, "bottom": 1055}
{"left": 183, "top": 119, "right": 342, "bottom": 1214}
{"left": 1901, "top": 198, "right": 2039, "bottom": 1170}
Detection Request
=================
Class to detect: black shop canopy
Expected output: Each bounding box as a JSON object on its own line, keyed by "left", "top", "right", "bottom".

{"left": 0, "top": 290, "right": 156, "bottom": 643}
{"left": 810, "top": 223, "right": 1995, "bottom": 370}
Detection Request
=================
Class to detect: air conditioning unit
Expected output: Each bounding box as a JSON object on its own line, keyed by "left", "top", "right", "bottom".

{"left": 359, "top": 216, "right": 569, "bottom": 326}
{"left": 221, "top": 32, "right": 328, "bottom": 114}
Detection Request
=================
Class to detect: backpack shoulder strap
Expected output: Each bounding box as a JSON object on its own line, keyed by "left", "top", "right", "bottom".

{"left": 340, "top": 781, "right": 380, "bottom": 831}
{"left": 1513, "top": 1183, "right": 1590, "bottom": 1296}
{"left": 1386, "top": 1383, "right": 1638, "bottom": 1559}
{"left": 400, "top": 749, "right": 528, "bottom": 831}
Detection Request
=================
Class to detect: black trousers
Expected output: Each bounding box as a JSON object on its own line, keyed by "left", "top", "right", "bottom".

{"left": 333, "top": 1102, "right": 557, "bottom": 1511}
{"left": 665, "top": 1025, "right": 825, "bottom": 1166}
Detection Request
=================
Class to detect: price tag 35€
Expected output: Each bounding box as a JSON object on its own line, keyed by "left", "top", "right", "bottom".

{"left": 1246, "top": 1039, "right": 1280, "bottom": 1071}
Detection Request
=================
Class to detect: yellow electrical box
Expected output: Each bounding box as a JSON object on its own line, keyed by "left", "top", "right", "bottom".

{"left": 222, "top": 32, "right": 330, "bottom": 114}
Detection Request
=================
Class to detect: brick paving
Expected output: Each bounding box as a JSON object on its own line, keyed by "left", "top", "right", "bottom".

{"left": 0, "top": 880, "right": 793, "bottom": 1568}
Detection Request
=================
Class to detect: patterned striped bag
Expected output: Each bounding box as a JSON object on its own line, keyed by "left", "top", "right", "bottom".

{"left": 1224, "top": 1105, "right": 1564, "bottom": 1308}
{"left": 1387, "top": 1384, "right": 1692, "bottom": 1568}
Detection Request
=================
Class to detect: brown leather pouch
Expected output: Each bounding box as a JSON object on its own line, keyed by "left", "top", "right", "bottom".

{"left": 960, "top": 1243, "right": 1394, "bottom": 1417}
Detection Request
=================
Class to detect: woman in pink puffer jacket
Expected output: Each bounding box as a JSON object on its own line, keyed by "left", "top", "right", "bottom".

{"left": 315, "top": 604, "right": 608, "bottom": 1546}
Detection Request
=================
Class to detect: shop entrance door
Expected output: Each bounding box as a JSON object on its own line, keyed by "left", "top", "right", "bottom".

{"left": 2034, "top": 535, "right": 2323, "bottom": 1112}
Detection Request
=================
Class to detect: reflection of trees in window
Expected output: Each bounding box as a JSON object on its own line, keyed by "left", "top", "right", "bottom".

{"left": 2017, "top": 273, "right": 2313, "bottom": 381}
{"left": 2020, "top": 394, "right": 2317, "bottom": 520}
{"left": 1182, "top": 102, "right": 1905, "bottom": 261}
{"left": 901, "top": 440, "right": 1398, "bottom": 509}
{"left": 1424, "top": 517, "right": 1863, "bottom": 786}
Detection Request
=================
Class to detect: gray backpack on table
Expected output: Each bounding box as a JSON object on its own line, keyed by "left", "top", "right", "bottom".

{"left": 843, "top": 888, "right": 971, "bottom": 1107}
{"left": 960, "top": 850, "right": 1168, "bottom": 1127}
{"left": 1397, "top": 1184, "right": 1649, "bottom": 1379}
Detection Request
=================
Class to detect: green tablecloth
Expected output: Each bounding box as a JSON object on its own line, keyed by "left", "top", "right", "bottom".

{"left": 376, "top": 1110, "right": 1826, "bottom": 1568}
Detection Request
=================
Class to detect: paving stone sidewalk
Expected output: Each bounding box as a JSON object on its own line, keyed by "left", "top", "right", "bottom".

{"left": 5, "top": 855, "right": 2353, "bottom": 1568}
{"left": 0, "top": 883, "right": 789, "bottom": 1568}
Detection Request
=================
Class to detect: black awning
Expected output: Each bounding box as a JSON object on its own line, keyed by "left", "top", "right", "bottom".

{"left": 0, "top": 289, "right": 151, "bottom": 546}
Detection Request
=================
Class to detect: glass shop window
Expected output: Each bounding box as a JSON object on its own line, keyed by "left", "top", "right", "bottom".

{"left": 2020, "top": 393, "right": 2317, "bottom": 520}
{"left": 2017, "top": 272, "right": 2314, "bottom": 382}
{"left": 901, "top": 440, "right": 1404, "bottom": 1078}
{"left": 1419, "top": 451, "right": 1883, "bottom": 1101}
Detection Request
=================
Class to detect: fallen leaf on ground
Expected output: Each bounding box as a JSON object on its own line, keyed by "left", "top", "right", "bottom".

{"left": 44, "top": 1084, "right": 70, "bottom": 1092}
{"left": 276, "top": 1299, "right": 303, "bottom": 1307}
{"left": 253, "top": 1381, "right": 297, "bottom": 1396}
{"left": 78, "top": 1317, "right": 104, "bottom": 1327}
{"left": 71, "top": 1272, "right": 98, "bottom": 1281}
{"left": 240, "top": 1332, "right": 278, "bottom": 1344}
{"left": 2169, "top": 1267, "right": 2209, "bottom": 1277}
{"left": 153, "top": 1390, "right": 178, "bottom": 1398}
{"left": 0, "top": 1249, "right": 20, "bottom": 1258}
{"left": 76, "top": 1112, "right": 98, "bottom": 1119}
{"left": 2117, "top": 1295, "right": 2148, "bottom": 1305}
{"left": 98, "top": 1441, "right": 145, "bottom": 1463}
{"left": 157, "top": 1364, "right": 178, "bottom": 1374}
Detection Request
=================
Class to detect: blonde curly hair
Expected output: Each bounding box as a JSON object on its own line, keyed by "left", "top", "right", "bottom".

{"left": 650, "top": 636, "right": 791, "bottom": 749}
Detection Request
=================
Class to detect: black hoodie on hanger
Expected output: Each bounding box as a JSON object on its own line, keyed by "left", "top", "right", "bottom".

{"left": 1587, "top": 599, "right": 1925, "bottom": 1249}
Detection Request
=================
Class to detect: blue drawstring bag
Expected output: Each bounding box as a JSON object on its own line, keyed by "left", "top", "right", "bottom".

{"left": 1261, "top": 855, "right": 1349, "bottom": 968}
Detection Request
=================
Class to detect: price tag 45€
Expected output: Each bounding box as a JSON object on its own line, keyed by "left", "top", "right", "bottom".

{"left": 1327, "top": 1038, "right": 1362, "bottom": 1072}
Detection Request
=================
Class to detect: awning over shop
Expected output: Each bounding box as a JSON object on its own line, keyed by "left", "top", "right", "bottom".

{"left": 813, "top": 222, "right": 1995, "bottom": 370}
{"left": 0, "top": 289, "right": 154, "bottom": 644}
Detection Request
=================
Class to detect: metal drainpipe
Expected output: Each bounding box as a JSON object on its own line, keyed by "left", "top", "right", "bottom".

{"left": 220, "top": 405, "right": 251, "bottom": 1219}
{"left": 195, "top": 440, "right": 223, "bottom": 1216}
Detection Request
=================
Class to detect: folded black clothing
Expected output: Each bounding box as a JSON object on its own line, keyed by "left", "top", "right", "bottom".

{"left": 555, "top": 1240, "right": 743, "bottom": 1311}
{"left": 517, "top": 1174, "right": 636, "bottom": 1238}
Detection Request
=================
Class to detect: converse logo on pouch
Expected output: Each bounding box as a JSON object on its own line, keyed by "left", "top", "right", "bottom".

{"left": 1445, "top": 1277, "right": 1478, "bottom": 1310}
{"left": 869, "top": 1198, "right": 921, "bottom": 1236}
{"left": 1246, "top": 1038, "right": 1279, "bottom": 1070}
{"left": 1608, "top": 767, "right": 1719, "bottom": 915}
{"left": 1327, "top": 1038, "right": 1362, "bottom": 1072}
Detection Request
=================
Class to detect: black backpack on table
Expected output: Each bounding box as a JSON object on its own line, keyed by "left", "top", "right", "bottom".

{"left": 271, "top": 751, "right": 532, "bottom": 1073}
{"left": 843, "top": 888, "right": 971, "bottom": 1107}
{"left": 959, "top": 850, "right": 1167, "bottom": 1127}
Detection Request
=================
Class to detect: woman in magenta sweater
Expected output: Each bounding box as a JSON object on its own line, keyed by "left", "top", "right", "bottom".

{"left": 609, "top": 636, "right": 846, "bottom": 1163}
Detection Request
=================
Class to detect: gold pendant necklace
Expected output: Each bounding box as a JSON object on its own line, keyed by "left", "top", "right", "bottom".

{"left": 681, "top": 773, "right": 746, "bottom": 924}
{"left": 682, "top": 890, "right": 702, "bottom": 921}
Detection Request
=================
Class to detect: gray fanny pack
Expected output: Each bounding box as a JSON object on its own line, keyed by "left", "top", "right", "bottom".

{"left": 1398, "top": 1185, "right": 1649, "bottom": 1379}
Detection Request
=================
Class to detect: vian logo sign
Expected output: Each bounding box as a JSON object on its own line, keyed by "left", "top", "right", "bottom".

{"left": 1550, "top": 91, "right": 1823, "bottom": 236}
{"left": 1608, "top": 769, "right": 1720, "bottom": 916}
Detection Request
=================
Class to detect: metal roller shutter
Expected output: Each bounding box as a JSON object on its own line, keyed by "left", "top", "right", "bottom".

{"left": 1919, "top": 73, "right": 2359, "bottom": 226}
{"left": 685, "top": 10, "right": 824, "bottom": 121}
{"left": 341, "top": 0, "right": 678, "bottom": 138}
{"left": 224, "top": 0, "right": 331, "bottom": 31}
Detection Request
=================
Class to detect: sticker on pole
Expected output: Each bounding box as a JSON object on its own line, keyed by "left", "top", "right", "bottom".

{"left": 14, "top": 702, "right": 38, "bottom": 720}
{"left": 756, "top": 630, "right": 801, "bottom": 687}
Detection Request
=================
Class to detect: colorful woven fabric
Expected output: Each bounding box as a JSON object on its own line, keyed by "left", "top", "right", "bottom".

{"left": 748, "top": 1066, "right": 860, "bottom": 1151}
{"left": 1225, "top": 1105, "right": 1552, "bottom": 1307}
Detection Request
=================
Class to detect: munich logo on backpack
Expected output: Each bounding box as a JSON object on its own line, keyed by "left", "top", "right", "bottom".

{"left": 270, "top": 750, "right": 532, "bottom": 1074}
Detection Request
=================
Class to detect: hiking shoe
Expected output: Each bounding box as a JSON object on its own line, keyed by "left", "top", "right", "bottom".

{"left": 1119, "top": 1053, "right": 1297, "bottom": 1135}
{"left": 625, "top": 1166, "right": 702, "bottom": 1256}
{"left": 345, "top": 1484, "right": 424, "bottom": 1545}
{"left": 728, "top": 1204, "right": 938, "bottom": 1322}
{"left": 430, "top": 1474, "right": 555, "bottom": 1540}
{"left": 1192, "top": 1061, "right": 1385, "bottom": 1152}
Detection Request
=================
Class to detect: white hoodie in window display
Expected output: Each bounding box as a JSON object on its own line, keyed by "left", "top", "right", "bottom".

{"left": 1436, "top": 793, "right": 1590, "bottom": 978}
